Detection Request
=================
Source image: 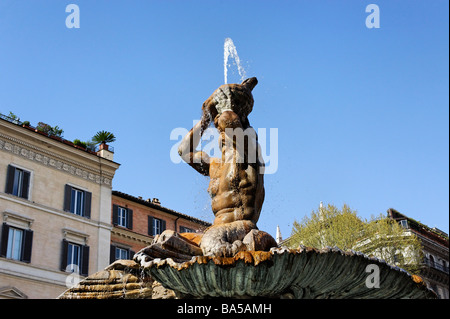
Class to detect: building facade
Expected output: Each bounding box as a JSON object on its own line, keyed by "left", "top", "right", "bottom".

{"left": 0, "top": 117, "right": 120, "bottom": 299}
{"left": 387, "top": 209, "right": 449, "bottom": 299}
{"left": 109, "top": 190, "right": 211, "bottom": 264}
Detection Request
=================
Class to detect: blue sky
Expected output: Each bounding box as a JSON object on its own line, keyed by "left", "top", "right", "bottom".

{"left": 1, "top": 1, "right": 448, "bottom": 238}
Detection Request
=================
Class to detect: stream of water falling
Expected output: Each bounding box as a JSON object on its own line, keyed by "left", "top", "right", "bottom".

{"left": 223, "top": 38, "right": 246, "bottom": 84}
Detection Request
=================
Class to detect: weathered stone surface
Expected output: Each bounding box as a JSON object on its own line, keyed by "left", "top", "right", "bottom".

{"left": 58, "top": 260, "right": 153, "bottom": 299}
{"left": 135, "top": 230, "right": 203, "bottom": 264}
{"left": 140, "top": 247, "right": 436, "bottom": 299}
{"left": 58, "top": 247, "right": 436, "bottom": 299}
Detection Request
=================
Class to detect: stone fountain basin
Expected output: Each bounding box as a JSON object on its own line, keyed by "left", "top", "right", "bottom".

{"left": 140, "top": 246, "right": 435, "bottom": 299}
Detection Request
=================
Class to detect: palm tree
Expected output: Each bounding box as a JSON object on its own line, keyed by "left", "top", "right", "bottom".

{"left": 92, "top": 130, "right": 116, "bottom": 150}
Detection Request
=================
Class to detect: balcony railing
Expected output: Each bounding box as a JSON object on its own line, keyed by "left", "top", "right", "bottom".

{"left": 0, "top": 113, "right": 22, "bottom": 124}
{"left": 423, "top": 257, "right": 449, "bottom": 274}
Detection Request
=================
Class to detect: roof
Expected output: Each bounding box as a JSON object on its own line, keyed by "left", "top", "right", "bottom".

{"left": 0, "top": 115, "right": 119, "bottom": 165}
{"left": 112, "top": 190, "right": 212, "bottom": 227}
{"left": 387, "top": 208, "right": 449, "bottom": 246}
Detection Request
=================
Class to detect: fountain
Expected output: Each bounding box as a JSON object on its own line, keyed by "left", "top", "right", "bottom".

{"left": 223, "top": 37, "right": 246, "bottom": 84}
{"left": 59, "top": 76, "right": 436, "bottom": 299}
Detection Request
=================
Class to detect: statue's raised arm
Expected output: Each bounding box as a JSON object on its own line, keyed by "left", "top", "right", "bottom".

{"left": 177, "top": 120, "right": 211, "bottom": 176}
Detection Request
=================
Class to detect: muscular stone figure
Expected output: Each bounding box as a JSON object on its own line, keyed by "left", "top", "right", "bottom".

{"left": 134, "top": 78, "right": 276, "bottom": 264}
{"left": 178, "top": 77, "right": 276, "bottom": 257}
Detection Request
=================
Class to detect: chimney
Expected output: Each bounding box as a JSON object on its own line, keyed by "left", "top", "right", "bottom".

{"left": 97, "top": 143, "right": 114, "bottom": 161}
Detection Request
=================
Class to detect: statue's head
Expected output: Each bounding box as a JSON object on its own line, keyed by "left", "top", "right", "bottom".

{"left": 201, "top": 77, "right": 258, "bottom": 133}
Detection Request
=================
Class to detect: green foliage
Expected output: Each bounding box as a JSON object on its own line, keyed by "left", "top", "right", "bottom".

{"left": 289, "top": 204, "right": 365, "bottom": 251}
{"left": 362, "top": 214, "right": 423, "bottom": 274}
{"left": 288, "top": 204, "right": 423, "bottom": 275}
{"left": 92, "top": 130, "right": 116, "bottom": 145}
{"left": 73, "top": 139, "right": 87, "bottom": 148}
{"left": 36, "top": 122, "right": 64, "bottom": 137}
{"left": 85, "top": 140, "right": 97, "bottom": 151}
{"left": 8, "top": 111, "right": 19, "bottom": 121}
{"left": 0, "top": 111, "right": 20, "bottom": 123}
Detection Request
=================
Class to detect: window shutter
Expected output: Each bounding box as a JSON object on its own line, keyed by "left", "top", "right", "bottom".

{"left": 0, "top": 223, "right": 10, "bottom": 257}
{"left": 63, "top": 185, "right": 72, "bottom": 212}
{"left": 84, "top": 191, "right": 92, "bottom": 219}
{"left": 21, "top": 171, "right": 30, "bottom": 199}
{"left": 60, "top": 240, "right": 69, "bottom": 271}
{"left": 161, "top": 219, "right": 166, "bottom": 233}
{"left": 148, "top": 216, "right": 154, "bottom": 236}
{"left": 127, "top": 209, "right": 133, "bottom": 230}
{"left": 129, "top": 249, "right": 135, "bottom": 260}
{"left": 112, "top": 205, "right": 119, "bottom": 225}
{"left": 21, "top": 229, "right": 33, "bottom": 263}
{"left": 110, "top": 244, "right": 117, "bottom": 264}
{"left": 5, "top": 165, "right": 15, "bottom": 194}
{"left": 81, "top": 245, "right": 90, "bottom": 276}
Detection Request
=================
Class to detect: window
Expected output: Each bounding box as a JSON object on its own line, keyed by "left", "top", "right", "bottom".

{"left": 0, "top": 223, "right": 33, "bottom": 263}
{"left": 148, "top": 216, "right": 166, "bottom": 236}
{"left": 118, "top": 207, "right": 127, "bottom": 227}
{"left": 429, "top": 255, "right": 435, "bottom": 267}
{"left": 61, "top": 239, "right": 89, "bottom": 276}
{"left": 180, "top": 226, "right": 195, "bottom": 233}
{"left": 116, "top": 247, "right": 128, "bottom": 260}
{"left": 64, "top": 185, "right": 92, "bottom": 218}
{"left": 5, "top": 165, "right": 31, "bottom": 199}
{"left": 71, "top": 188, "right": 84, "bottom": 216}
{"left": 112, "top": 205, "right": 133, "bottom": 229}
{"left": 67, "top": 243, "right": 81, "bottom": 272}
{"left": 400, "top": 219, "right": 409, "bottom": 229}
{"left": 109, "top": 244, "right": 135, "bottom": 264}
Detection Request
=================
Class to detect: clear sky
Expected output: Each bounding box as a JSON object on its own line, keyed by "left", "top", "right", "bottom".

{"left": 1, "top": 1, "right": 448, "bottom": 238}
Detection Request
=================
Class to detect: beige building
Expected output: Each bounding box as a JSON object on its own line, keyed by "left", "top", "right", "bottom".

{"left": 0, "top": 116, "right": 120, "bottom": 299}
{"left": 387, "top": 209, "right": 449, "bottom": 299}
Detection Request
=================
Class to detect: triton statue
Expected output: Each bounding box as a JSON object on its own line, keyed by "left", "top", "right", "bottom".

{"left": 135, "top": 77, "right": 277, "bottom": 263}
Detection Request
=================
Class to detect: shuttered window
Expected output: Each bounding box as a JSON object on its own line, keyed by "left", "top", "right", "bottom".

{"left": 63, "top": 185, "right": 92, "bottom": 218}
{"left": 0, "top": 223, "right": 33, "bottom": 263}
{"left": 109, "top": 244, "right": 135, "bottom": 264}
{"left": 112, "top": 205, "right": 133, "bottom": 229}
{"left": 5, "top": 165, "right": 31, "bottom": 200}
{"left": 148, "top": 216, "right": 166, "bottom": 236}
{"left": 60, "top": 239, "right": 89, "bottom": 276}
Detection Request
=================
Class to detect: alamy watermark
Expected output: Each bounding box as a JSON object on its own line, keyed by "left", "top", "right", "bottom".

{"left": 365, "top": 4, "right": 380, "bottom": 29}
{"left": 65, "top": 264, "right": 82, "bottom": 289}
{"left": 65, "top": 4, "right": 80, "bottom": 29}
{"left": 170, "top": 121, "right": 279, "bottom": 174}
{"left": 365, "top": 264, "right": 380, "bottom": 289}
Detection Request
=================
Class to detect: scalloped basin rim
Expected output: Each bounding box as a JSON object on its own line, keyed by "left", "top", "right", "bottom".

{"left": 143, "top": 246, "right": 408, "bottom": 271}
{"left": 139, "top": 246, "right": 435, "bottom": 298}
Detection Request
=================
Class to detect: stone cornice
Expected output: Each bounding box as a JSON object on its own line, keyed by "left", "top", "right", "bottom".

{"left": 0, "top": 133, "right": 113, "bottom": 186}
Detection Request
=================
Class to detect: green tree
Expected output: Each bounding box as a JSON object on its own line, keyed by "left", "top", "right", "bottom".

{"left": 288, "top": 203, "right": 366, "bottom": 251}
{"left": 36, "top": 122, "right": 64, "bottom": 137}
{"left": 361, "top": 214, "right": 423, "bottom": 275}
{"left": 287, "top": 203, "right": 423, "bottom": 275}
{"left": 92, "top": 130, "right": 116, "bottom": 145}
{"left": 73, "top": 139, "right": 87, "bottom": 148}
